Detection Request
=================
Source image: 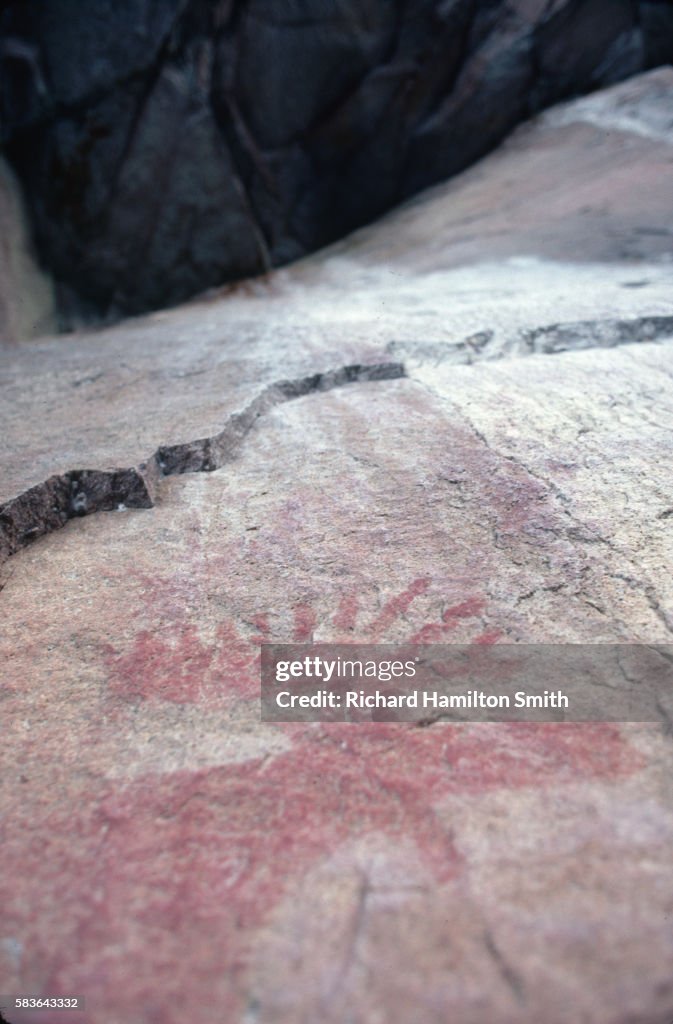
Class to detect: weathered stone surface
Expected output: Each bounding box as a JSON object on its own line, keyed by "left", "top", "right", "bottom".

{"left": 0, "top": 158, "right": 55, "bottom": 342}
{"left": 1, "top": 73, "right": 673, "bottom": 1024}
{"left": 1, "top": 2, "right": 672, "bottom": 321}
{"left": 3, "top": 70, "right": 673, "bottom": 516}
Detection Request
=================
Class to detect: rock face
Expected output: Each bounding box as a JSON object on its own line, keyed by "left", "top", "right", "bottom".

{"left": 0, "top": 157, "right": 55, "bottom": 342}
{"left": 1, "top": 71, "right": 673, "bottom": 1024}
{"left": 1, "top": 1, "right": 672, "bottom": 322}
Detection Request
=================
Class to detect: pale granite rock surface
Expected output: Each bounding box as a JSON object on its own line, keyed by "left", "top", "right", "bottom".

{"left": 1, "top": 72, "right": 673, "bottom": 1024}
{"left": 0, "top": 158, "right": 55, "bottom": 343}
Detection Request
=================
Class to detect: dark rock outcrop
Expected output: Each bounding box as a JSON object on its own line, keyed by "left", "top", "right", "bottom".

{"left": 1, "top": 0, "right": 672, "bottom": 324}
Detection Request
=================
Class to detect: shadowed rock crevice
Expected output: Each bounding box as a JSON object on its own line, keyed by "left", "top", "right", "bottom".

{"left": 0, "top": 362, "right": 405, "bottom": 563}
{"left": 387, "top": 315, "right": 673, "bottom": 366}
{"left": 520, "top": 314, "right": 673, "bottom": 354}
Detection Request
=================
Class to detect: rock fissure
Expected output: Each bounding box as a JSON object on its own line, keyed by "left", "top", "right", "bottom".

{"left": 0, "top": 361, "right": 405, "bottom": 564}
{"left": 2, "top": 312, "right": 672, "bottom": 574}
{"left": 389, "top": 316, "right": 673, "bottom": 367}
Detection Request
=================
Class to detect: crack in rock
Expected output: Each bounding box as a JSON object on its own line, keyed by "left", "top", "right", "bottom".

{"left": 520, "top": 315, "right": 673, "bottom": 355}
{"left": 387, "top": 315, "right": 673, "bottom": 366}
{"left": 482, "top": 928, "right": 526, "bottom": 1003}
{"left": 3, "top": 312, "right": 671, "bottom": 567}
{"left": 0, "top": 362, "right": 405, "bottom": 564}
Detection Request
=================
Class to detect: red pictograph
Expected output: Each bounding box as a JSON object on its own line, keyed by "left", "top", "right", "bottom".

{"left": 104, "top": 574, "right": 504, "bottom": 704}
{"left": 1, "top": 572, "right": 642, "bottom": 1019}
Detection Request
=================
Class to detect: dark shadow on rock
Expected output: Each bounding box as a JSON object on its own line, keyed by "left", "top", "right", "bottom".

{"left": 1, "top": 0, "right": 672, "bottom": 327}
